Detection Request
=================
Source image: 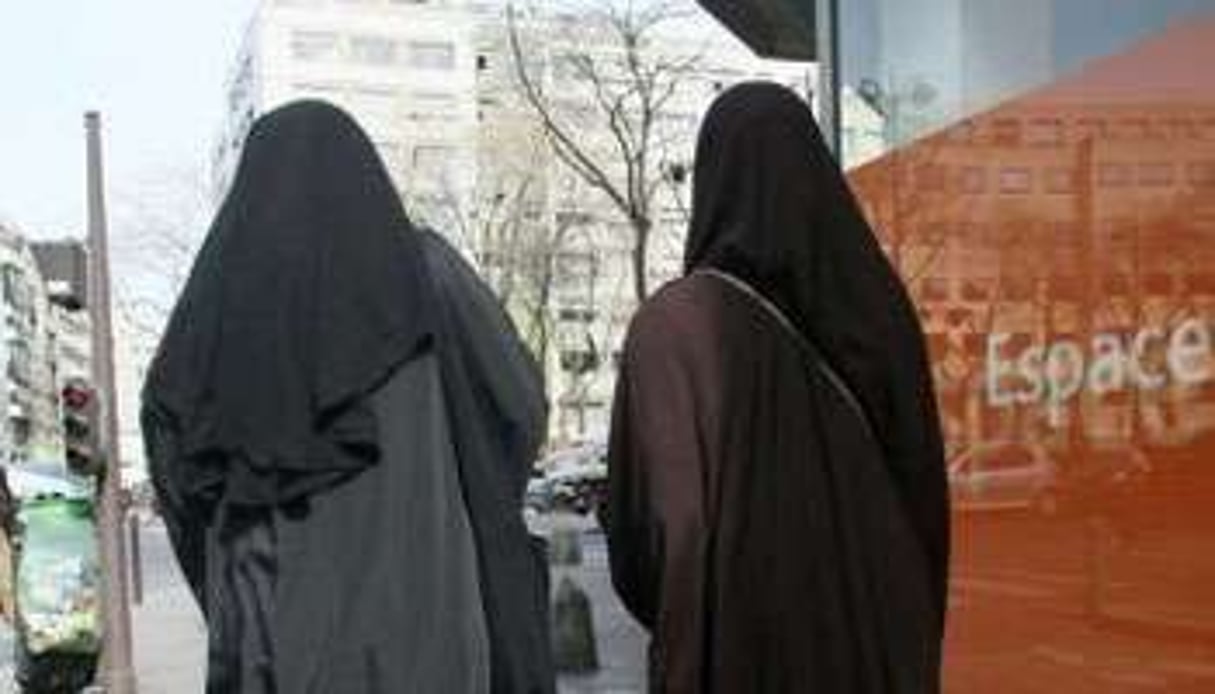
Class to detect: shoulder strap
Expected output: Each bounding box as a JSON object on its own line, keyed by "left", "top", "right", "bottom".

{"left": 692, "top": 268, "right": 879, "bottom": 445}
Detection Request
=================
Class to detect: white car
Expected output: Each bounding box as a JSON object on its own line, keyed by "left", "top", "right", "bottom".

{"left": 949, "top": 442, "right": 1059, "bottom": 513}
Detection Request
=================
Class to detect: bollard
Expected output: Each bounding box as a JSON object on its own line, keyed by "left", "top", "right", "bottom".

{"left": 551, "top": 576, "right": 599, "bottom": 674}
{"left": 128, "top": 513, "right": 143, "bottom": 606}
{"left": 549, "top": 526, "right": 583, "bottom": 567}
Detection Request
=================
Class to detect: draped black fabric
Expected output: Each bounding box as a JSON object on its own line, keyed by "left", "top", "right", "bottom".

{"left": 684, "top": 83, "right": 950, "bottom": 621}
{"left": 143, "top": 100, "right": 434, "bottom": 506}
{"left": 607, "top": 82, "right": 949, "bottom": 693}
{"left": 143, "top": 100, "right": 553, "bottom": 692}
{"left": 421, "top": 229, "right": 555, "bottom": 694}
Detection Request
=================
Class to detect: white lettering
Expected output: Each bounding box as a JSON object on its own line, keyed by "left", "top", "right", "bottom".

{"left": 1131, "top": 328, "right": 1168, "bottom": 390}
{"left": 984, "top": 319, "right": 1211, "bottom": 408}
{"left": 1046, "top": 341, "right": 1085, "bottom": 403}
{"left": 1015, "top": 345, "right": 1046, "bottom": 404}
{"left": 1088, "top": 333, "right": 1127, "bottom": 394}
{"left": 986, "top": 333, "right": 1017, "bottom": 407}
{"left": 1168, "top": 318, "right": 1213, "bottom": 385}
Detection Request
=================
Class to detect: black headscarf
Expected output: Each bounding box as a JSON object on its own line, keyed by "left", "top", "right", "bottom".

{"left": 685, "top": 82, "right": 950, "bottom": 624}
{"left": 144, "top": 100, "right": 435, "bottom": 506}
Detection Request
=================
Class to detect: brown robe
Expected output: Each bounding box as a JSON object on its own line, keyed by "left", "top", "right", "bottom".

{"left": 607, "top": 273, "right": 940, "bottom": 694}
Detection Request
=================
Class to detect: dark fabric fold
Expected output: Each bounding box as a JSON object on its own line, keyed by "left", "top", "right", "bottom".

{"left": 683, "top": 82, "right": 949, "bottom": 624}
{"left": 420, "top": 230, "right": 555, "bottom": 694}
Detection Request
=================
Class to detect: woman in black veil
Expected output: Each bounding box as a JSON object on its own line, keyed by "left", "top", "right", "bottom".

{"left": 143, "top": 101, "right": 553, "bottom": 694}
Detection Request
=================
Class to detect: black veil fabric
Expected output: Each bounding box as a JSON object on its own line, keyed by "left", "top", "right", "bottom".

{"left": 143, "top": 100, "right": 435, "bottom": 506}
{"left": 684, "top": 82, "right": 950, "bottom": 625}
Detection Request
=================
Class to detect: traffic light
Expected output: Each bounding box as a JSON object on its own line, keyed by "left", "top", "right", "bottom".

{"left": 62, "top": 378, "right": 104, "bottom": 477}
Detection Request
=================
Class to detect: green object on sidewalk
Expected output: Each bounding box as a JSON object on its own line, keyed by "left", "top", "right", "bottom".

{"left": 15, "top": 497, "right": 102, "bottom": 657}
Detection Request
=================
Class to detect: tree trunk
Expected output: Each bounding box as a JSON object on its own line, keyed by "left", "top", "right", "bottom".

{"left": 631, "top": 215, "right": 651, "bottom": 303}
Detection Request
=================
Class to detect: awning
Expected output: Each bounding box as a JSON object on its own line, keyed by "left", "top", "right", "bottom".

{"left": 697, "top": 0, "right": 818, "bottom": 60}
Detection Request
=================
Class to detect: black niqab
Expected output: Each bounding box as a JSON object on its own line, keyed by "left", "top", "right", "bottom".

{"left": 144, "top": 100, "right": 434, "bottom": 506}
{"left": 684, "top": 82, "right": 950, "bottom": 624}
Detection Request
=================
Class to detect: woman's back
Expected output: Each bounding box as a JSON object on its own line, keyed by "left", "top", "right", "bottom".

{"left": 608, "top": 273, "right": 938, "bottom": 693}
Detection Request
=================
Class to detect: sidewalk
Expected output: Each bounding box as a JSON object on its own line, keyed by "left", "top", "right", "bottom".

{"left": 539, "top": 513, "right": 647, "bottom": 693}
{"left": 133, "top": 518, "right": 647, "bottom": 693}
{"left": 132, "top": 576, "right": 206, "bottom": 693}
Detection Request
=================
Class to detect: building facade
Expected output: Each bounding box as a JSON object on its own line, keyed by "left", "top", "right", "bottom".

{"left": 214, "top": 0, "right": 481, "bottom": 238}
{"left": 0, "top": 226, "right": 78, "bottom": 467}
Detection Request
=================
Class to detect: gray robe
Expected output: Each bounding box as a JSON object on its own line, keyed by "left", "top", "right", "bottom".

{"left": 144, "top": 232, "right": 552, "bottom": 693}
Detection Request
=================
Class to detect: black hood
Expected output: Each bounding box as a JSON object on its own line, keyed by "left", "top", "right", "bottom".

{"left": 144, "top": 100, "right": 435, "bottom": 506}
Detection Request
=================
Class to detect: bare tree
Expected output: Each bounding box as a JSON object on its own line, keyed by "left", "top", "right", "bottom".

{"left": 109, "top": 163, "right": 211, "bottom": 349}
{"left": 506, "top": 0, "right": 702, "bottom": 302}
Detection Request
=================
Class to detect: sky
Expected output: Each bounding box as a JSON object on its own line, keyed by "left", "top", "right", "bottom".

{"left": 0, "top": 0, "right": 254, "bottom": 240}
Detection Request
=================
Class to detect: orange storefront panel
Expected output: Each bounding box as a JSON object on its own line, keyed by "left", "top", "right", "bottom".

{"left": 847, "top": 12, "right": 1215, "bottom": 693}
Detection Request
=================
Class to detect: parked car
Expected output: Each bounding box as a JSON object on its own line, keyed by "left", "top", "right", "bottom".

{"left": 949, "top": 442, "right": 1060, "bottom": 514}
{"left": 530, "top": 444, "right": 608, "bottom": 516}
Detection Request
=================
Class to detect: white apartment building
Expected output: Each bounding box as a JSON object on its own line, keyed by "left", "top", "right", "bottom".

{"left": 214, "top": 0, "right": 481, "bottom": 238}
{"left": 0, "top": 225, "right": 70, "bottom": 467}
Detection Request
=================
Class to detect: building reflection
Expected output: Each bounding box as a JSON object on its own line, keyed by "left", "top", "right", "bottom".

{"left": 847, "top": 16, "right": 1215, "bottom": 692}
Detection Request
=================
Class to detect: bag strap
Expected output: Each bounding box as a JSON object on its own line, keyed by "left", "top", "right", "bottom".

{"left": 691, "top": 268, "right": 880, "bottom": 444}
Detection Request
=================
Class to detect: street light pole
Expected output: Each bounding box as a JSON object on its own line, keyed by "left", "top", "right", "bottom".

{"left": 85, "top": 110, "right": 137, "bottom": 694}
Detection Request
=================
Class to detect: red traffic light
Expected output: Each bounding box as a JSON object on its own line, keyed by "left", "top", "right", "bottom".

{"left": 62, "top": 381, "right": 95, "bottom": 411}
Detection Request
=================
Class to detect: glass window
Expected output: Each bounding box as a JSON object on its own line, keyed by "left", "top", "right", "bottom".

{"left": 997, "top": 167, "right": 1033, "bottom": 194}
{"left": 349, "top": 35, "right": 397, "bottom": 66}
{"left": 290, "top": 30, "right": 338, "bottom": 62}
{"left": 1138, "top": 162, "right": 1175, "bottom": 187}
{"left": 411, "top": 144, "right": 454, "bottom": 170}
{"left": 838, "top": 4, "right": 1215, "bottom": 691}
{"left": 1044, "top": 167, "right": 1076, "bottom": 193}
{"left": 407, "top": 40, "right": 455, "bottom": 70}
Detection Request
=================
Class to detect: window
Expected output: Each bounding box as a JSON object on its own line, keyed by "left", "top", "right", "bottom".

{"left": 291, "top": 30, "right": 338, "bottom": 62}
{"left": 960, "top": 279, "right": 992, "bottom": 302}
{"left": 998, "top": 167, "right": 1033, "bottom": 194}
{"left": 405, "top": 91, "right": 458, "bottom": 121}
{"left": 411, "top": 145, "right": 455, "bottom": 170}
{"left": 1188, "top": 161, "right": 1215, "bottom": 187}
{"left": 1138, "top": 162, "right": 1174, "bottom": 187}
{"left": 991, "top": 119, "right": 1022, "bottom": 146}
{"left": 1102, "top": 275, "right": 1131, "bottom": 295}
{"left": 560, "top": 350, "right": 599, "bottom": 374}
{"left": 958, "top": 166, "right": 987, "bottom": 193}
{"left": 558, "top": 308, "right": 597, "bottom": 323}
{"left": 1098, "top": 163, "right": 1131, "bottom": 188}
{"left": 1045, "top": 167, "right": 1077, "bottom": 194}
{"left": 349, "top": 36, "right": 397, "bottom": 66}
{"left": 920, "top": 277, "right": 950, "bottom": 301}
{"left": 915, "top": 164, "right": 947, "bottom": 192}
{"left": 408, "top": 40, "right": 455, "bottom": 70}
{"left": 6, "top": 340, "right": 32, "bottom": 387}
{"left": 1026, "top": 118, "right": 1064, "bottom": 147}
{"left": 1047, "top": 276, "right": 1082, "bottom": 301}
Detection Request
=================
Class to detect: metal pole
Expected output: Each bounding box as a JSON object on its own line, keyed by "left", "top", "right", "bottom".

{"left": 86, "top": 110, "right": 137, "bottom": 694}
{"left": 815, "top": 0, "right": 843, "bottom": 157}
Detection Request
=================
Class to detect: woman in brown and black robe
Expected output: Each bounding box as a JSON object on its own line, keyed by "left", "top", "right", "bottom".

{"left": 606, "top": 82, "right": 949, "bottom": 693}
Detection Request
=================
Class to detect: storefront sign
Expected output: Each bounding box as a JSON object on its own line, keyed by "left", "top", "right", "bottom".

{"left": 986, "top": 318, "right": 1213, "bottom": 407}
